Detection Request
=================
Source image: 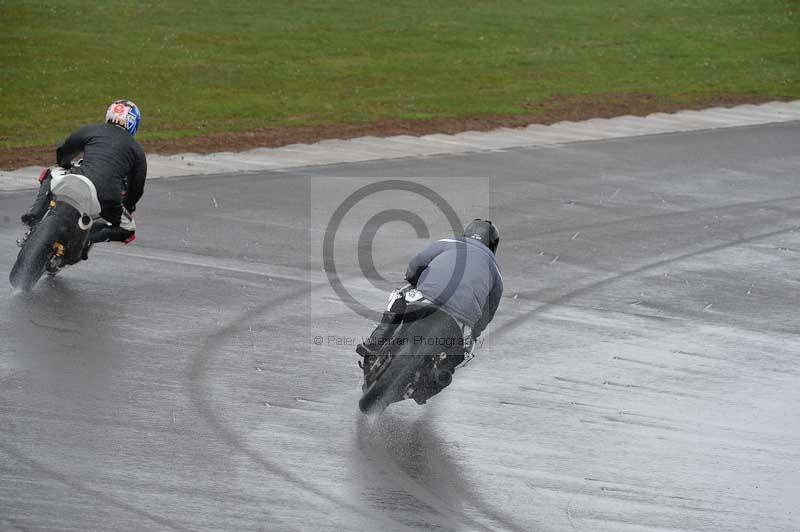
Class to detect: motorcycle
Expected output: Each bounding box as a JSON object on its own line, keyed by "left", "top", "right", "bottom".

{"left": 358, "top": 286, "right": 474, "bottom": 413}
{"left": 10, "top": 167, "right": 102, "bottom": 291}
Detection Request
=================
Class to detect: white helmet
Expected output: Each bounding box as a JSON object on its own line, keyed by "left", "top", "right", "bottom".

{"left": 105, "top": 99, "right": 141, "bottom": 136}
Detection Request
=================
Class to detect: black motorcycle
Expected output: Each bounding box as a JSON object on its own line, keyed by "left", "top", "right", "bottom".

{"left": 10, "top": 167, "right": 101, "bottom": 291}
{"left": 359, "top": 287, "right": 473, "bottom": 413}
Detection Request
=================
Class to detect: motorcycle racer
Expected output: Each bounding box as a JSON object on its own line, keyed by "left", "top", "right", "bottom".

{"left": 21, "top": 100, "right": 147, "bottom": 248}
{"left": 357, "top": 219, "right": 503, "bottom": 400}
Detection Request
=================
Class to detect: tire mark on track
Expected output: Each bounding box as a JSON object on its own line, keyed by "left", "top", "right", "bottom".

{"left": 0, "top": 252, "right": 414, "bottom": 530}
{"left": 123, "top": 241, "right": 470, "bottom": 530}
{"left": 189, "top": 278, "right": 528, "bottom": 531}
{"left": 511, "top": 194, "right": 800, "bottom": 242}
{"left": 188, "top": 208, "right": 798, "bottom": 532}
{"left": 189, "top": 285, "right": 425, "bottom": 532}
{"left": 492, "top": 224, "right": 800, "bottom": 340}
{"left": 0, "top": 441, "right": 194, "bottom": 532}
{"left": 484, "top": 224, "right": 799, "bottom": 529}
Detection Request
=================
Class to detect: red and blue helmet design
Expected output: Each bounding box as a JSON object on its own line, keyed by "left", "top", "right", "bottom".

{"left": 105, "top": 99, "right": 141, "bottom": 136}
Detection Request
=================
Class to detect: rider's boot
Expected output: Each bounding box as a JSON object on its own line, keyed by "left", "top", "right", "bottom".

{"left": 85, "top": 208, "right": 136, "bottom": 259}
{"left": 89, "top": 225, "right": 135, "bottom": 245}
{"left": 357, "top": 289, "right": 408, "bottom": 384}
{"left": 81, "top": 225, "right": 134, "bottom": 261}
{"left": 82, "top": 209, "right": 136, "bottom": 261}
{"left": 21, "top": 173, "right": 53, "bottom": 227}
{"left": 356, "top": 311, "right": 404, "bottom": 358}
{"left": 356, "top": 289, "right": 407, "bottom": 358}
{"left": 357, "top": 310, "right": 404, "bottom": 386}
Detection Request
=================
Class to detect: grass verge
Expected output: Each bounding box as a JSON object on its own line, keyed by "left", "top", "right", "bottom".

{"left": 1, "top": 0, "right": 797, "bottom": 160}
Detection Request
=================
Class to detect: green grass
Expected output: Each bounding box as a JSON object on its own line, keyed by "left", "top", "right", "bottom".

{"left": 1, "top": 0, "right": 798, "bottom": 148}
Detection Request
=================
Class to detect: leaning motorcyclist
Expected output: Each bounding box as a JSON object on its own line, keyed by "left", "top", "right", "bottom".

{"left": 21, "top": 100, "right": 147, "bottom": 252}
{"left": 357, "top": 219, "right": 504, "bottom": 393}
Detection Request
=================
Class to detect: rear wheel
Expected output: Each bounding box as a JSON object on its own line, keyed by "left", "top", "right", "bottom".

{"left": 358, "top": 307, "right": 463, "bottom": 413}
{"left": 359, "top": 354, "right": 425, "bottom": 413}
{"left": 9, "top": 204, "right": 75, "bottom": 291}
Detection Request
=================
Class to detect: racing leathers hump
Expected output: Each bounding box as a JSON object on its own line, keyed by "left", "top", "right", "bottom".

{"left": 405, "top": 237, "right": 503, "bottom": 338}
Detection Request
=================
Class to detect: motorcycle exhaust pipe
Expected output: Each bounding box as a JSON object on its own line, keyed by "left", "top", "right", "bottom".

{"left": 78, "top": 214, "right": 93, "bottom": 230}
{"left": 432, "top": 368, "right": 453, "bottom": 387}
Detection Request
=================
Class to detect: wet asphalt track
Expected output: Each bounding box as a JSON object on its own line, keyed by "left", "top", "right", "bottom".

{"left": 1, "top": 123, "right": 799, "bottom": 531}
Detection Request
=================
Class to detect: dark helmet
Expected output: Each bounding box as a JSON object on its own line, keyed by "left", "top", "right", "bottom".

{"left": 463, "top": 219, "right": 499, "bottom": 253}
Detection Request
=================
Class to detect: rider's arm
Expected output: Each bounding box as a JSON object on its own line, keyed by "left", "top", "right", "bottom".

{"left": 405, "top": 240, "right": 446, "bottom": 284}
{"left": 55, "top": 126, "right": 90, "bottom": 168}
{"left": 124, "top": 148, "right": 147, "bottom": 213}
{"left": 472, "top": 275, "right": 503, "bottom": 339}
